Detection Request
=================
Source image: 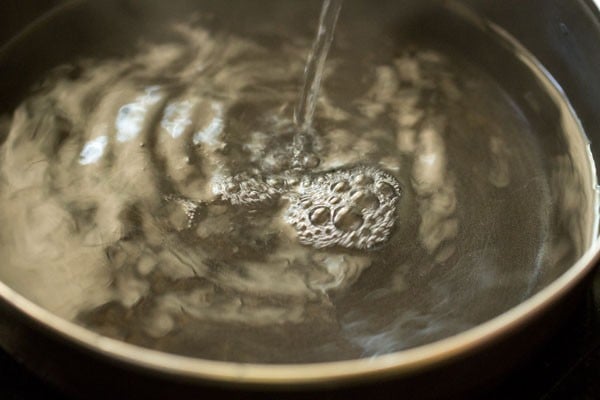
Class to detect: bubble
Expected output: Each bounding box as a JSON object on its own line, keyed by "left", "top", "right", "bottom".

{"left": 376, "top": 181, "right": 396, "bottom": 198}
{"left": 226, "top": 183, "right": 239, "bottom": 193}
{"left": 304, "top": 154, "right": 321, "bottom": 169}
{"left": 213, "top": 173, "right": 285, "bottom": 207}
{"left": 328, "top": 196, "right": 341, "bottom": 205}
{"left": 210, "top": 163, "right": 400, "bottom": 249}
{"left": 353, "top": 174, "right": 374, "bottom": 186}
{"left": 351, "top": 190, "right": 380, "bottom": 209}
{"left": 333, "top": 206, "right": 363, "bottom": 231}
{"left": 285, "top": 165, "right": 401, "bottom": 249}
{"left": 286, "top": 177, "right": 300, "bottom": 186}
{"left": 292, "top": 153, "right": 321, "bottom": 170}
{"left": 266, "top": 176, "right": 284, "bottom": 187}
{"left": 301, "top": 199, "right": 313, "bottom": 209}
{"left": 331, "top": 181, "right": 350, "bottom": 193}
{"left": 310, "top": 207, "right": 331, "bottom": 225}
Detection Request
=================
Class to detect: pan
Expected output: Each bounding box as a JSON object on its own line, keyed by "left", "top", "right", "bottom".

{"left": 0, "top": 0, "right": 599, "bottom": 398}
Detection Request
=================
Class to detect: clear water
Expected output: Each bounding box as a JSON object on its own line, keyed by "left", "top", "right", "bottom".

{"left": 294, "top": 0, "right": 343, "bottom": 131}
{"left": 0, "top": 0, "right": 596, "bottom": 363}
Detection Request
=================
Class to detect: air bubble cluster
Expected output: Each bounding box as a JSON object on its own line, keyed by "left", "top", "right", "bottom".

{"left": 285, "top": 166, "right": 401, "bottom": 249}
{"left": 213, "top": 173, "right": 285, "bottom": 207}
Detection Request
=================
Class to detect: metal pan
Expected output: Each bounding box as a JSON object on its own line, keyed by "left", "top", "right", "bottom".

{"left": 0, "top": 0, "right": 599, "bottom": 398}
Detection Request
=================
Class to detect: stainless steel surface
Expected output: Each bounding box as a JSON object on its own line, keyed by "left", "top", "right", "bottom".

{"left": 0, "top": 0, "right": 599, "bottom": 397}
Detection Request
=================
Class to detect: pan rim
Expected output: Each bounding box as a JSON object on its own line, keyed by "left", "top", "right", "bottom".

{"left": 0, "top": 241, "right": 597, "bottom": 387}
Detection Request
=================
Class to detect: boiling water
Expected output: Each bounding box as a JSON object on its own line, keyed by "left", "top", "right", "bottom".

{"left": 0, "top": 0, "right": 596, "bottom": 363}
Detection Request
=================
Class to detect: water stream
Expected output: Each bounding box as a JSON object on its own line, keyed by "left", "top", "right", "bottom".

{"left": 294, "top": 0, "right": 343, "bottom": 131}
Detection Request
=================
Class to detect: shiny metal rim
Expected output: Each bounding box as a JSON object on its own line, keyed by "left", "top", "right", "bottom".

{"left": 0, "top": 241, "right": 597, "bottom": 386}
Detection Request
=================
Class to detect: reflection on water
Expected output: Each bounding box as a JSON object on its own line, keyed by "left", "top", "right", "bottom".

{"left": 79, "top": 135, "right": 108, "bottom": 165}
{"left": 162, "top": 99, "right": 195, "bottom": 139}
{"left": 413, "top": 119, "right": 458, "bottom": 262}
{"left": 192, "top": 103, "right": 224, "bottom": 145}
{"left": 0, "top": 0, "right": 596, "bottom": 363}
{"left": 116, "top": 86, "right": 163, "bottom": 142}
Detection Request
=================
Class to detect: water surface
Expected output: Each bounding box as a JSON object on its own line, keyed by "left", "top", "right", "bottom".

{"left": 0, "top": 0, "right": 595, "bottom": 363}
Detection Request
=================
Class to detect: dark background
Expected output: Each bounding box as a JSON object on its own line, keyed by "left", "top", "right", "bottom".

{"left": 1, "top": 1, "right": 599, "bottom": 399}
{"left": 0, "top": 0, "right": 60, "bottom": 43}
